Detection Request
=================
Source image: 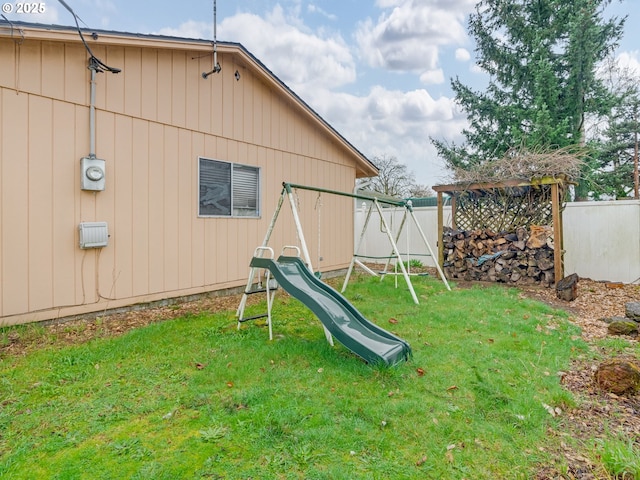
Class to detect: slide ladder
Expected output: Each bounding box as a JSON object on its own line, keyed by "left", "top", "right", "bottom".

{"left": 237, "top": 247, "right": 280, "bottom": 342}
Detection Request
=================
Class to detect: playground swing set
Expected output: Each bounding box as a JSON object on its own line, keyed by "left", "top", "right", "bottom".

{"left": 345, "top": 195, "right": 450, "bottom": 299}
{"left": 235, "top": 182, "right": 449, "bottom": 366}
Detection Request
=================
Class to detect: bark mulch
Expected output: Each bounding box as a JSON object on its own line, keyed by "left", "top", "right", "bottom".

{"left": 519, "top": 279, "right": 640, "bottom": 479}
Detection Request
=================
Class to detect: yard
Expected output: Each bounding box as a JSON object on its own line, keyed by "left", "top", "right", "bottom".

{"left": 1, "top": 273, "right": 639, "bottom": 479}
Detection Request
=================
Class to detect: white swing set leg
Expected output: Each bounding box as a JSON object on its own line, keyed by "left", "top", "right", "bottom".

{"left": 342, "top": 202, "right": 378, "bottom": 293}
{"left": 285, "top": 187, "right": 334, "bottom": 347}
{"left": 407, "top": 208, "right": 451, "bottom": 291}
{"left": 373, "top": 199, "right": 419, "bottom": 304}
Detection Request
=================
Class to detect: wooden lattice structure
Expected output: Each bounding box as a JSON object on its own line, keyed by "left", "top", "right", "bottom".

{"left": 433, "top": 177, "right": 572, "bottom": 283}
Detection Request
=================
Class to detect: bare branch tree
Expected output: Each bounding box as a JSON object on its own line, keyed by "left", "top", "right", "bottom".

{"left": 407, "top": 184, "right": 436, "bottom": 198}
{"left": 359, "top": 154, "right": 429, "bottom": 198}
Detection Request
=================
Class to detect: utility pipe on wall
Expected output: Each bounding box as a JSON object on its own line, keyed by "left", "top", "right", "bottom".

{"left": 89, "top": 61, "right": 97, "bottom": 158}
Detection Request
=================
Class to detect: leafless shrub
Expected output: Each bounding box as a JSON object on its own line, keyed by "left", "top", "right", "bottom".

{"left": 448, "top": 146, "right": 585, "bottom": 185}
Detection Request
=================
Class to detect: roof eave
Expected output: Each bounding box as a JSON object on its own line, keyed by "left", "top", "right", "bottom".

{"left": 0, "top": 21, "right": 378, "bottom": 177}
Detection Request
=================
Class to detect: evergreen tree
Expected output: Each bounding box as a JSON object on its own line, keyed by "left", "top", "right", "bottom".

{"left": 589, "top": 61, "right": 640, "bottom": 199}
{"left": 433, "top": 0, "right": 625, "bottom": 198}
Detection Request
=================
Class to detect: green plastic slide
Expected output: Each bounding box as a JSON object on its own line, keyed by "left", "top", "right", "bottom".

{"left": 250, "top": 255, "right": 412, "bottom": 366}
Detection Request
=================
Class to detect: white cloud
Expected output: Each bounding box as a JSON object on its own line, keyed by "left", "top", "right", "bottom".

{"left": 356, "top": 0, "right": 475, "bottom": 72}
{"left": 594, "top": 50, "right": 640, "bottom": 94}
{"left": 62, "top": 0, "right": 117, "bottom": 29}
{"left": 616, "top": 50, "right": 640, "bottom": 75}
{"left": 375, "top": 0, "right": 403, "bottom": 7}
{"left": 307, "top": 4, "right": 337, "bottom": 21}
{"left": 419, "top": 69, "right": 445, "bottom": 84}
{"left": 217, "top": 6, "right": 355, "bottom": 90}
{"left": 455, "top": 48, "right": 471, "bottom": 62}
{"left": 470, "top": 63, "right": 484, "bottom": 74}
{"left": 305, "top": 85, "right": 466, "bottom": 185}
{"left": 155, "top": 20, "right": 210, "bottom": 39}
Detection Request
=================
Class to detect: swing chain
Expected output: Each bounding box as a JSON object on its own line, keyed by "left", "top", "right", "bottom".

{"left": 315, "top": 192, "right": 323, "bottom": 263}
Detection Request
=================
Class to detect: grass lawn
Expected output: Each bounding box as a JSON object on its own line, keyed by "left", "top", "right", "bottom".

{"left": 0, "top": 274, "right": 587, "bottom": 479}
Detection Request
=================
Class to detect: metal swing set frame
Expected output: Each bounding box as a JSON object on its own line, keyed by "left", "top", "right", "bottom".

{"left": 242, "top": 182, "right": 450, "bottom": 307}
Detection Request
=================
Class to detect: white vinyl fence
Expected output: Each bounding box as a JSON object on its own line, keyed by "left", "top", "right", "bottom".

{"left": 354, "top": 200, "right": 640, "bottom": 284}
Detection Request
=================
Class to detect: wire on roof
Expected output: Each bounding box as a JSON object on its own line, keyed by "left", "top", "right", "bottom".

{"left": 57, "top": 0, "right": 121, "bottom": 73}
{"left": 1, "top": 14, "right": 25, "bottom": 44}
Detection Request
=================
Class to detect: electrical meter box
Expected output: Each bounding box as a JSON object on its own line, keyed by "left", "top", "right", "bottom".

{"left": 81, "top": 157, "right": 106, "bottom": 191}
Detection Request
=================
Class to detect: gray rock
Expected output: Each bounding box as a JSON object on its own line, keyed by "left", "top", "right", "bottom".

{"left": 625, "top": 302, "right": 640, "bottom": 321}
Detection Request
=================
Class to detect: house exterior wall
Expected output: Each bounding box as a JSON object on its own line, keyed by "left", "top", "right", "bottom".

{"left": 0, "top": 28, "right": 369, "bottom": 326}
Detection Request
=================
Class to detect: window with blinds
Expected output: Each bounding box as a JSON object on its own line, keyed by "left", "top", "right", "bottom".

{"left": 198, "top": 158, "right": 260, "bottom": 217}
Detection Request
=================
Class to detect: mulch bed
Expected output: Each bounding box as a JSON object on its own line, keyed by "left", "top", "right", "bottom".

{"left": 519, "top": 279, "right": 640, "bottom": 479}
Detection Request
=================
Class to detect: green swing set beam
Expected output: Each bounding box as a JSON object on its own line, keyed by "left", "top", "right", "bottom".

{"left": 284, "top": 182, "right": 409, "bottom": 208}
{"left": 282, "top": 182, "right": 450, "bottom": 299}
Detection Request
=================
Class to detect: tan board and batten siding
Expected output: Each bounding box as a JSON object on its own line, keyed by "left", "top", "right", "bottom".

{"left": 0, "top": 24, "right": 376, "bottom": 326}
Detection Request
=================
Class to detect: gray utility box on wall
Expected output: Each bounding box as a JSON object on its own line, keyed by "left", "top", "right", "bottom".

{"left": 81, "top": 157, "right": 106, "bottom": 191}
{"left": 78, "top": 222, "right": 109, "bottom": 249}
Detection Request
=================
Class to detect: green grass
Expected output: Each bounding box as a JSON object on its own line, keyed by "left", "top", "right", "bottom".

{"left": 594, "top": 435, "right": 640, "bottom": 479}
{"left": 401, "top": 259, "right": 424, "bottom": 269}
{"left": 0, "top": 275, "right": 588, "bottom": 479}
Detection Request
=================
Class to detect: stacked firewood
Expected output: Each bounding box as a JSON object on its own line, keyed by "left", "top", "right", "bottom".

{"left": 442, "top": 225, "right": 555, "bottom": 286}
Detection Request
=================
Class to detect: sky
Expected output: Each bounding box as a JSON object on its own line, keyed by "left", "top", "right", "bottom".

{"left": 3, "top": 0, "right": 640, "bottom": 188}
